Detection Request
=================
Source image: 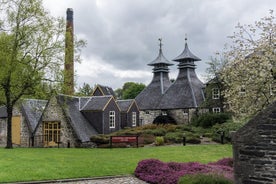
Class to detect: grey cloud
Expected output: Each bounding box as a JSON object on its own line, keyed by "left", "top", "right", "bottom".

{"left": 44, "top": 0, "right": 276, "bottom": 89}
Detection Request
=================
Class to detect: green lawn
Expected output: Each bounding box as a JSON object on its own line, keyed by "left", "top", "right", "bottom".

{"left": 0, "top": 145, "right": 232, "bottom": 183}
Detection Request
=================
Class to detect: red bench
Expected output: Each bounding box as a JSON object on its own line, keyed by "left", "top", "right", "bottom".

{"left": 110, "top": 135, "right": 139, "bottom": 148}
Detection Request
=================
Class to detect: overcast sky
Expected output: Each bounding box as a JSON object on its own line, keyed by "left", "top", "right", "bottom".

{"left": 43, "top": 0, "right": 275, "bottom": 90}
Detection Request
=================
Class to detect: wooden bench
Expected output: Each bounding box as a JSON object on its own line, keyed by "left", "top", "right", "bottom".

{"left": 110, "top": 135, "right": 139, "bottom": 148}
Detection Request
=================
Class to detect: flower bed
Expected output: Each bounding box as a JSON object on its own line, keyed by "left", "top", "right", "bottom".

{"left": 134, "top": 158, "right": 233, "bottom": 184}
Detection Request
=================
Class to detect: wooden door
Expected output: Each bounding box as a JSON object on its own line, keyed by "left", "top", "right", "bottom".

{"left": 12, "top": 116, "right": 21, "bottom": 145}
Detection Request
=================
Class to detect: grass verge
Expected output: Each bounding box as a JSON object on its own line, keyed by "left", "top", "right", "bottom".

{"left": 0, "top": 144, "right": 232, "bottom": 183}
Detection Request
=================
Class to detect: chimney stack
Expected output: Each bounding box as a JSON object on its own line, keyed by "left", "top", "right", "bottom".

{"left": 64, "top": 8, "right": 74, "bottom": 95}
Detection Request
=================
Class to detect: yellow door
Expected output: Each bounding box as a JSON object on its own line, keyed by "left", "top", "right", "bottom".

{"left": 12, "top": 116, "right": 21, "bottom": 145}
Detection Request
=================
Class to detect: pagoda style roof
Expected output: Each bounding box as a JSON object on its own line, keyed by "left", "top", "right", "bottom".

{"left": 136, "top": 39, "right": 173, "bottom": 110}
{"left": 173, "top": 41, "right": 201, "bottom": 62}
{"left": 148, "top": 48, "right": 173, "bottom": 66}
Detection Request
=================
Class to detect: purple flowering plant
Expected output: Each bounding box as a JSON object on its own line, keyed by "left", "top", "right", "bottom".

{"left": 134, "top": 158, "right": 233, "bottom": 184}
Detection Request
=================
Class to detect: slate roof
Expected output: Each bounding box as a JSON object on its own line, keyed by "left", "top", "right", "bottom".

{"left": 173, "top": 42, "right": 201, "bottom": 62}
{"left": 159, "top": 41, "right": 204, "bottom": 109}
{"left": 117, "top": 99, "right": 135, "bottom": 112}
{"left": 158, "top": 70, "right": 205, "bottom": 109}
{"left": 137, "top": 40, "right": 205, "bottom": 110}
{"left": 0, "top": 106, "right": 7, "bottom": 118}
{"left": 81, "top": 96, "right": 113, "bottom": 111}
{"left": 136, "top": 73, "right": 172, "bottom": 110}
{"left": 94, "top": 84, "right": 116, "bottom": 97}
{"left": 135, "top": 46, "right": 172, "bottom": 110}
{"left": 148, "top": 48, "right": 173, "bottom": 66}
{"left": 21, "top": 99, "right": 48, "bottom": 133}
{"left": 57, "top": 95, "right": 98, "bottom": 142}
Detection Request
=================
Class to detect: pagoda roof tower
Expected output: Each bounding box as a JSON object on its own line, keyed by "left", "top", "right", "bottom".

{"left": 135, "top": 39, "right": 173, "bottom": 110}
{"left": 158, "top": 38, "right": 205, "bottom": 109}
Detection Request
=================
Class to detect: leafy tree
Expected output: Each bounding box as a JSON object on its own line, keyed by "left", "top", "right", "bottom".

{"left": 114, "top": 88, "right": 123, "bottom": 99}
{"left": 117, "top": 82, "right": 145, "bottom": 99}
{"left": 0, "top": 0, "right": 66, "bottom": 148}
{"left": 220, "top": 10, "right": 276, "bottom": 119}
{"left": 75, "top": 83, "right": 94, "bottom": 96}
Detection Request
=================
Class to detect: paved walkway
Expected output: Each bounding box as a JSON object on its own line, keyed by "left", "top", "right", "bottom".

{"left": 15, "top": 176, "right": 148, "bottom": 184}
{"left": 56, "top": 176, "right": 148, "bottom": 184}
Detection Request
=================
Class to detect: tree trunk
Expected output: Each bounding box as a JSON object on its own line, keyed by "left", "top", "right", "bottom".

{"left": 6, "top": 104, "right": 13, "bottom": 149}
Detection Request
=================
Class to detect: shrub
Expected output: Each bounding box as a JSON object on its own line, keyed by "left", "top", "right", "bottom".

{"left": 209, "top": 158, "right": 233, "bottom": 168}
{"left": 135, "top": 158, "right": 234, "bottom": 184}
{"left": 155, "top": 136, "right": 165, "bottom": 146}
{"left": 178, "top": 174, "right": 233, "bottom": 184}
{"left": 90, "top": 135, "right": 109, "bottom": 144}
{"left": 164, "top": 132, "right": 184, "bottom": 143}
{"left": 192, "top": 113, "right": 232, "bottom": 128}
{"left": 140, "top": 134, "right": 155, "bottom": 144}
{"left": 212, "top": 121, "right": 244, "bottom": 143}
{"left": 152, "top": 128, "right": 167, "bottom": 136}
{"left": 186, "top": 137, "right": 201, "bottom": 144}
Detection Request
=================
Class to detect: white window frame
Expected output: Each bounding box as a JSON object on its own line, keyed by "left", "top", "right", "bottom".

{"left": 270, "top": 83, "right": 276, "bottom": 95}
{"left": 109, "top": 111, "right": 115, "bottom": 128}
{"left": 212, "top": 88, "right": 220, "bottom": 99}
{"left": 183, "top": 109, "right": 189, "bottom": 115}
{"left": 212, "top": 107, "right": 221, "bottom": 113}
{"left": 132, "top": 112, "right": 137, "bottom": 127}
{"left": 239, "top": 85, "right": 246, "bottom": 95}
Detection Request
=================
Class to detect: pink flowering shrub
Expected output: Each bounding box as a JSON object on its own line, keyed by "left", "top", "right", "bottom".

{"left": 134, "top": 158, "right": 233, "bottom": 184}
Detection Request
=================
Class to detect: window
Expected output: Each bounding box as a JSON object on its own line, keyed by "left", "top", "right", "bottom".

{"left": 44, "top": 122, "right": 61, "bottom": 145}
{"left": 183, "top": 109, "right": 189, "bottom": 115}
{"left": 109, "top": 111, "right": 115, "bottom": 128}
{"left": 161, "top": 111, "right": 167, "bottom": 116}
{"left": 132, "top": 112, "right": 137, "bottom": 127}
{"left": 270, "top": 83, "right": 276, "bottom": 95}
{"left": 212, "top": 107, "right": 221, "bottom": 113}
{"left": 212, "top": 88, "right": 220, "bottom": 99}
{"left": 239, "top": 85, "right": 246, "bottom": 95}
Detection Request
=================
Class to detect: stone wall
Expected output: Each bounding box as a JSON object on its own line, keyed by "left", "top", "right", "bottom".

{"left": 139, "top": 110, "right": 161, "bottom": 125}
{"left": 20, "top": 115, "right": 31, "bottom": 147}
{"left": 168, "top": 109, "right": 194, "bottom": 124}
{"left": 233, "top": 102, "right": 276, "bottom": 184}
{"left": 0, "top": 118, "right": 7, "bottom": 146}
{"left": 139, "top": 109, "right": 199, "bottom": 125}
{"left": 39, "top": 96, "right": 79, "bottom": 148}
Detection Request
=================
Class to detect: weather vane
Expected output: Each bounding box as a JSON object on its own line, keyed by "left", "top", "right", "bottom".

{"left": 158, "top": 38, "right": 163, "bottom": 50}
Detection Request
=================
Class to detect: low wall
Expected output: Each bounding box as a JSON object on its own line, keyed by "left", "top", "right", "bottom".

{"left": 233, "top": 102, "right": 276, "bottom": 184}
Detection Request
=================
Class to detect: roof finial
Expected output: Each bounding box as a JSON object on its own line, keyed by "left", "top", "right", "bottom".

{"left": 158, "top": 38, "right": 163, "bottom": 50}
{"left": 185, "top": 34, "right": 188, "bottom": 44}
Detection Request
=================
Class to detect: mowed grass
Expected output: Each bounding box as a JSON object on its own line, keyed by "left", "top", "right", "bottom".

{"left": 0, "top": 145, "right": 232, "bottom": 183}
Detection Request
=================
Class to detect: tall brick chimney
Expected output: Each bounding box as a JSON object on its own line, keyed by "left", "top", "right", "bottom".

{"left": 64, "top": 8, "right": 74, "bottom": 95}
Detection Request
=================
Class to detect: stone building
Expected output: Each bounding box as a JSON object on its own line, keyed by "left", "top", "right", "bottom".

{"left": 0, "top": 92, "right": 140, "bottom": 148}
{"left": 233, "top": 101, "right": 276, "bottom": 184}
{"left": 136, "top": 38, "right": 205, "bottom": 125}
